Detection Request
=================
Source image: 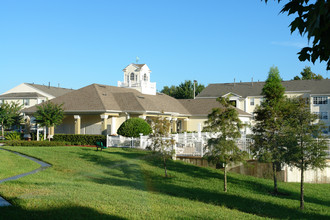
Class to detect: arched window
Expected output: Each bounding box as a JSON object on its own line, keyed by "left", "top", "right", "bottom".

{"left": 130, "top": 72, "right": 135, "bottom": 81}
{"left": 144, "top": 73, "right": 148, "bottom": 81}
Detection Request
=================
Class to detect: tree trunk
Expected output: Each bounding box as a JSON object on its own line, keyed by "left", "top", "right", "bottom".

{"left": 163, "top": 156, "right": 168, "bottom": 178}
{"left": 1, "top": 123, "right": 4, "bottom": 139}
{"left": 300, "top": 163, "right": 304, "bottom": 210}
{"left": 224, "top": 163, "right": 227, "bottom": 192}
{"left": 273, "top": 162, "right": 278, "bottom": 194}
{"left": 48, "top": 127, "right": 51, "bottom": 141}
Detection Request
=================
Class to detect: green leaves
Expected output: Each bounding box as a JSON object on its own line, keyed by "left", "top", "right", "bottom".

{"left": 34, "top": 102, "right": 64, "bottom": 128}
{"left": 117, "top": 118, "right": 152, "bottom": 137}
{"left": 263, "top": 0, "right": 330, "bottom": 70}
{"left": 161, "top": 80, "right": 205, "bottom": 99}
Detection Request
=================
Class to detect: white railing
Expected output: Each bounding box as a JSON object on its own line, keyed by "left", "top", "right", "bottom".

{"left": 107, "top": 133, "right": 329, "bottom": 158}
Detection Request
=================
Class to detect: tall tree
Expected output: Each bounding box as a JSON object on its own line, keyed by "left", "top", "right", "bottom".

{"left": 161, "top": 80, "right": 205, "bottom": 99}
{"left": 34, "top": 102, "right": 64, "bottom": 141}
{"left": 293, "top": 66, "right": 324, "bottom": 80}
{"left": 283, "top": 97, "right": 328, "bottom": 210}
{"left": 251, "top": 66, "right": 286, "bottom": 194}
{"left": 204, "top": 96, "right": 247, "bottom": 192}
{"left": 0, "top": 102, "right": 22, "bottom": 139}
{"left": 263, "top": 1, "right": 330, "bottom": 70}
{"left": 149, "top": 117, "right": 175, "bottom": 177}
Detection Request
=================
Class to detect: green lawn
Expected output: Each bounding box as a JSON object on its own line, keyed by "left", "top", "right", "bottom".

{"left": 0, "top": 149, "right": 40, "bottom": 180}
{"left": 0, "top": 146, "right": 329, "bottom": 219}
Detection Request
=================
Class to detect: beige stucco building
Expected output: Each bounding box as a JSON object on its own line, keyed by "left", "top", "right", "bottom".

{"left": 22, "top": 64, "right": 251, "bottom": 136}
{"left": 197, "top": 79, "right": 330, "bottom": 134}
{"left": 0, "top": 83, "right": 73, "bottom": 109}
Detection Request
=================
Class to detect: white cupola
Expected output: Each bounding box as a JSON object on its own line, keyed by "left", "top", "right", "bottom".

{"left": 117, "top": 63, "right": 156, "bottom": 95}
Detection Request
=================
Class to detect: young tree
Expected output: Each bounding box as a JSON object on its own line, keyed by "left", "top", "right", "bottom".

{"left": 293, "top": 66, "right": 324, "bottom": 80}
{"left": 34, "top": 102, "right": 64, "bottom": 141}
{"left": 283, "top": 97, "right": 328, "bottom": 210}
{"left": 263, "top": 0, "right": 330, "bottom": 70}
{"left": 251, "top": 66, "right": 286, "bottom": 194}
{"left": 149, "top": 117, "right": 175, "bottom": 177}
{"left": 204, "top": 96, "right": 247, "bottom": 192}
{"left": 161, "top": 80, "right": 205, "bottom": 99}
{"left": 0, "top": 102, "right": 22, "bottom": 139}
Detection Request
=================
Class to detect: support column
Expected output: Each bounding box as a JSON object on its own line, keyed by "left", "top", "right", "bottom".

{"left": 74, "top": 115, "right": 81, "bottom": 135}
{"left": 50, "top": 126, "right": 55, "bottom": 136}
{"left": 100, "top": 114, "right": 109, "bottom": 135}
{"left": 111, "top": 117, "right": 117, "bottom": 135}
{"left": 183, "top": 118, "right": 189, "bottom": 132}
{"left": 172, "top": 118, "right": 177, "bottom": 133}
{"left": 166, "top": 117, "right": 172, "bottom": 133}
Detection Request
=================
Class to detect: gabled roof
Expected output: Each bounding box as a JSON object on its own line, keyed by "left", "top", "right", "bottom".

{"left": 178, "top": 99, "right": 251, "bottom": 117}
{"left": 122, "top": 63, "right": 147, "bottom": 71}
{"left": 23, "top": 84, "right": 191, "bottom": 115}
{"left": 197, "top": 79, "right": 330, "bottom": 98}
{"left": 0, "top": 92, "right": 45, "bottom": 99}
{"left": 26, "top": 83, "right": 74, "bottom": 97}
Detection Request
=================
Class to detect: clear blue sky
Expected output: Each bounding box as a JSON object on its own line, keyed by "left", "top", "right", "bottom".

{"left": 0, "top": 0, "right": 328, "bottom": 94}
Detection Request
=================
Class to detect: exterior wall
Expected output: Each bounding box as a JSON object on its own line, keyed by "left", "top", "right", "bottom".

{"left": 310, "top": 95, "right": 330, "bottom": 133}
{"left": 187, "top": 117, "right": 206, "bottom": 132}
{"left": 284, "top": 161, "right": 330, "bottom": 183}
{"left": 112, "top": 116, "right": 127, "bottom": 135}
{"left": 1, "top": 98, "right": 44, "bottom": 109}
{"left": 55, "top": 115, "right": 75, "bottom": 134}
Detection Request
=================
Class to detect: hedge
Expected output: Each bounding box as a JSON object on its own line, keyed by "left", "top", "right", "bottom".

{"left": 53, "top": 134, "right": 106, "bottom": 146}
{"left": 117, "top": 118, "right": 152, "bottom": 137}
{"left": 5, "top": 140, "right": 69, "bottom": 146}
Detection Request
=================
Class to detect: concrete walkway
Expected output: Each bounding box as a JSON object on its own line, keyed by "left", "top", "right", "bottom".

{"left": 0, "top": 147, "right": 51, "bottom": 207}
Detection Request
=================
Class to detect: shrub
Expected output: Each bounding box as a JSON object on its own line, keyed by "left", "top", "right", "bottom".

{"left": 53, "top": 134, "right": 106, "bottom": 146}
{"left": 5, "top": 140, "right": 69, "bottom": 146}
{"left": 117, "top": 118, "right": 152, "bottom": 137}
{"left": 5, "top": 131, "right": 22, "bottom": 140}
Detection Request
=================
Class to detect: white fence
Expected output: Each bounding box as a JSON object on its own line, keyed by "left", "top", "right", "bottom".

{"left": 107, "top": 132, "right": 254, "bottom": 157}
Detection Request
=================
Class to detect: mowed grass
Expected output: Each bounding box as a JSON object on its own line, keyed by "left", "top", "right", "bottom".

{"left": 0, "top": 147, "right": 329, "bottom": 219}
{"left": 0, "top": 149, "right": 40, "bottom": 180}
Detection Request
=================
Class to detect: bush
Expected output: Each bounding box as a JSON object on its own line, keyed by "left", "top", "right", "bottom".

{"left": 5, "top": 140, "right": 69, "bottom": 146}
{"left": 117, "top": 118, "right": 152, "bottom": 137}
{"left": 53, "top": 134, "right": 106, "bottom": 146}
{"left": 5, "top": 131, "right": 22, "bottom": 140}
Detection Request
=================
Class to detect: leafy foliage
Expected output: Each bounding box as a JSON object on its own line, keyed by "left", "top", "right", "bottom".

{"left": 34, "top": 102, "right": 64, "bottom": 128}
{"left": 264, "top": 0, "right": 330, "bottom": 70}
{"left": 282, "top": 97, "right": 328, "bottom": 209}
{"left": 149, "top": 117, "right": 175, "bottom": 177}
{"left": 161, "top": 80, "right": 205, "bottom": 99}
{"left": 204, "top": 96, "right": 247, "bottom": 192}
{"left": 293, "top": 66, "right": 324, "bottom": 80}
{"left": 53, "top": 134, "right": 106, "bottom": 146}
{"left": 252, "top": 66, "right": 286, "bottom": 194}
{"left": 5, "top": 131, "right": 22, "bottom": 140}
{"left": 117, "top": 118, "right": 152, "bottom": 137}
{"left": 0, "top": 102, "right": 23, "bottom": 139}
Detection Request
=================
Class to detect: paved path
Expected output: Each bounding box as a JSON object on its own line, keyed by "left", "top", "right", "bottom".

{"left": 0, "top": 147, "right": 51, "bottom": 207}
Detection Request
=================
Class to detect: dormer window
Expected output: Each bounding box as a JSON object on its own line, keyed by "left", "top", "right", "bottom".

{"left": 144, "top": 74, "right": 148, "bottom": 81}
{"left": 130, "top": 72, "right": 135, "bottom": 81}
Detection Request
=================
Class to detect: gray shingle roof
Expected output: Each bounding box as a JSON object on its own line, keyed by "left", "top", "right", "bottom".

{"left": 27, "top": 83, "right": 74, "bottom": 97}
{"left": 23, "top": 84, "right": 191, "bottom": 115}
{"left": 197, "top": 79, "right": 330, "bottom": 98}
{"left": 178, "top": 99, "right": 251, "bottom": 116}
{"left": 0, "top": 92, "right": 45, "bottom": 99}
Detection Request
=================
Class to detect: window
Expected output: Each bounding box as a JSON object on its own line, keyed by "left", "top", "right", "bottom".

{"left": 250, "top": 98, "right": 254, "bottom": 106}
{"left": 260, "top": 98, "right": 264, "bottom": 104}
{"left": 0, "top": 99, "right": 3, "bottom": 104}
{"left": 314, "top": 112, "right": 328, "bottom": 120}
{"left": 130, "top": 72, "right": 134, "bottom": 81}
{"left": 23, "top": 99, "right": 30, "bottom": 106}
{"left": 144, "top": 73, "right": 148, "bottom": 81}
{"left": 313, "top": 97, "right": 328, "bottom": 104}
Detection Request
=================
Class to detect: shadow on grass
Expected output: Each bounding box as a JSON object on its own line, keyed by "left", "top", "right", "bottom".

{"left": 77, "top": 148, "right": 330, "bottom": 219}
{"left": 0, "top": 205, "right": 125, "bottom": 220}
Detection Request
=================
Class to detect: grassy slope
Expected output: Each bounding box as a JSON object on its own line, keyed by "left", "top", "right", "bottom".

{"left": 0, "top": 147, "right": 329, "bottom": 220}
{"left": 0, "top": 149, "right": 40, "bottom": 180}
